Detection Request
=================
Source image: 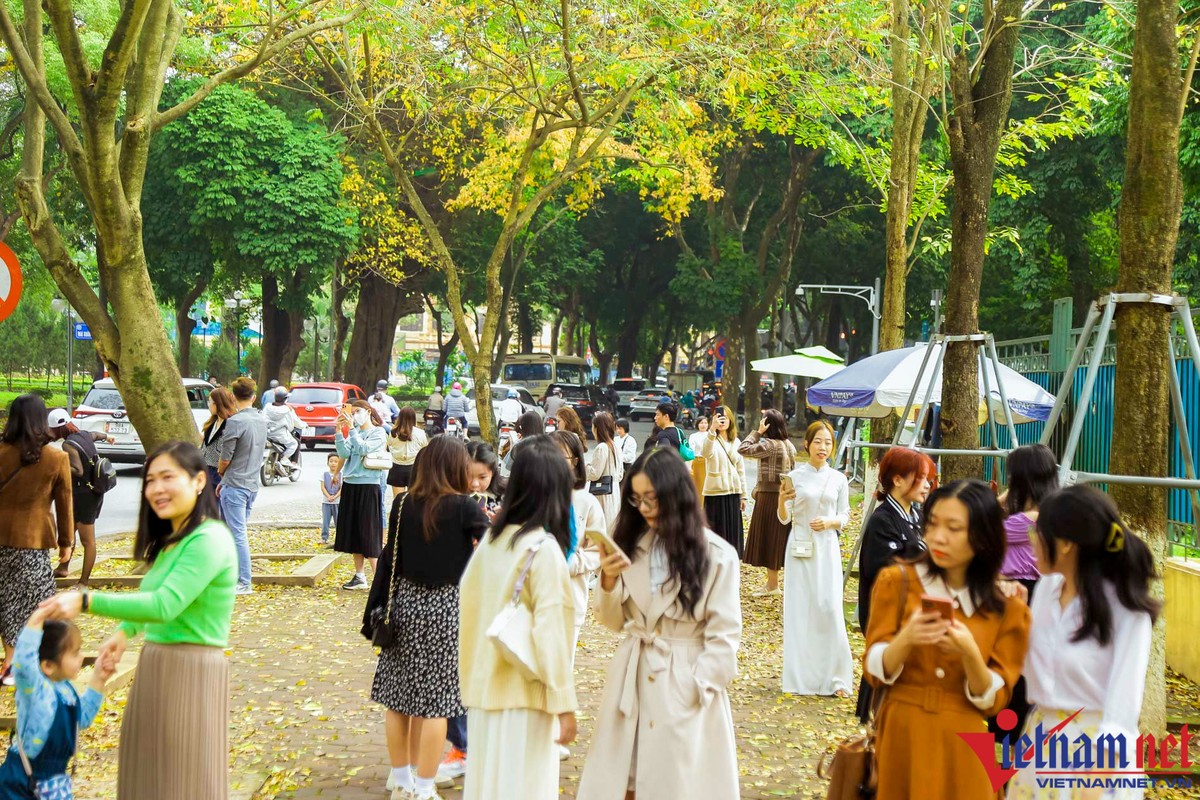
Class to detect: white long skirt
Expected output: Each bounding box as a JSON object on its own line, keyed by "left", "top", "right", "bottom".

{"left": 782, "top": 527, "right": 854, "bottom": 695}
{"left": 463, "top": 708, "right": 559, "bottom": 800}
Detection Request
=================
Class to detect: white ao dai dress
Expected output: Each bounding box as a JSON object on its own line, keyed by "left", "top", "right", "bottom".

{"left": 778, "top": 462, "right": 853, "bottom": 695}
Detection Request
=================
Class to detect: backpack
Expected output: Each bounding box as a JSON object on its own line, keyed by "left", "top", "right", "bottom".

{"left": 66, "top": 434, "right": 116, "bottom": 495}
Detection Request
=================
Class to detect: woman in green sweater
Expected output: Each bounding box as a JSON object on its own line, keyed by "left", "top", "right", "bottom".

{"left": 40, "top": 441, "right": 237, "bottom": 800}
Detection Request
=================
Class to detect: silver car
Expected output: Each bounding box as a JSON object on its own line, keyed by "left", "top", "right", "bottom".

{"left": 73, "top": 378, "right": 215, "bottom": 463}
{"left": 465, "top": 384, "right": 543, "bottom": 436}
{"left": 627, "top": 390, "right": 675, "bottom": 422}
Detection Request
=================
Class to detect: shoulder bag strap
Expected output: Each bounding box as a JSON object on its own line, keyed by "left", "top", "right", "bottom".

{"left": 509, "top": 536, "right": 548, "bottom": 604}
{"left": 0, "top": 462, "right": 26, "bottom": 496}
{"left": 381, "top": 494, "right": 409, "bottom": 629}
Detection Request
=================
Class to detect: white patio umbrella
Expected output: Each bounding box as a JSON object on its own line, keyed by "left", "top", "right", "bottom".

{"left": 806, "top": 343, "right": 1055, "bottom": 423}
{"left": 750, "top": 346, "right": 845, "bottom": 380}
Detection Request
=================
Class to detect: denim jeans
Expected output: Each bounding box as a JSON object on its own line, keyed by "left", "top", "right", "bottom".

{"left": 321, "top": 503, "right": 338, "bottom": 542}
{"left": 447, "top": 714, "right": 467, "bottom": 753}
{"left": 220, "top": 486, "right": 256, "bottom": 587}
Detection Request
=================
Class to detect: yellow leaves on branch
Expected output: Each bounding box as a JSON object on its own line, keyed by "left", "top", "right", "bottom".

{"left": 340, "top": 156, "right": 430, "bottom": 284}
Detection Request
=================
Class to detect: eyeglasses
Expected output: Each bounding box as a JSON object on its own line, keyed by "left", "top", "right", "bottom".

{"left": 626, "top": 493, "right": 658, "bottom": 511}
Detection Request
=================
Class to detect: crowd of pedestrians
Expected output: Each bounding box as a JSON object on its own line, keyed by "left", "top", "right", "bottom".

{"left": 0, "top": 383, "right": 1167, "bottom": 800}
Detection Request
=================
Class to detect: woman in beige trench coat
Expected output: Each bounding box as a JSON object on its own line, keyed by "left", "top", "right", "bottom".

{"left": 578, "top": 447, "right": 741, "bottom": 800}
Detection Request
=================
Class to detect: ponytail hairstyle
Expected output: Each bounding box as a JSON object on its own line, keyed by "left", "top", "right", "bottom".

{"left": 1035, "top": 485, "right": 1161, "bottom": 645}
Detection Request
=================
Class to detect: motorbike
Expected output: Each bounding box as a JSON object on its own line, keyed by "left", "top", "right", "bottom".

{"left": 261, "top": 438, "right": 301, "bottom": 486}
{"left": 423, "top": 408, "right": 445, "bottom": 438}
{"left": 544, "top": 416, "right": 560, "bottom": 434}
{"left": 445, "top": 415, "right": 468, "bottom": 441}
{"left": 678, "top": 407, "right": 696, "bottom": 430}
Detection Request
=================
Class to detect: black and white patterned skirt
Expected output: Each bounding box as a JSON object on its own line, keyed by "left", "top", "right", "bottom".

{"left": 0, "top": 546, "right": 56, "bottom": 646}
{"left": 370, "top": 578, "right": 465, "bottom": 719}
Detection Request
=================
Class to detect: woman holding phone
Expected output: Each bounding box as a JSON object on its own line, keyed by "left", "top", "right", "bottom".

{"left": 696, "top": 405, "right": 747, "bottom": 557}
{"left": 776, "top": 420, "right": 851, "bottom": 696}
{"left": 864, "top": 479, "right": 1030, "bottom": 800}
{"left": 333, "top": 400, "right": 389, "bottom": 591}
{"left": 578, "top": 448, "right": 741, "bottom": 800}
{"left": 740, "top": 409, "right": 796, "bottom": 596}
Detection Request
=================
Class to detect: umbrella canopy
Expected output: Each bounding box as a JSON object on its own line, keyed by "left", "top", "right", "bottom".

{"left": 806, "top": 343, "right": 1055, "bottom": 423}
{"left": 750, "top": 352, "right": 844, "bottom": 380}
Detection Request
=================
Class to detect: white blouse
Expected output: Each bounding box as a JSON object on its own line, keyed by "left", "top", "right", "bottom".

{"left": 1024, "top": 572, "right": 1152, "bottom": 740}
{"left": 776, "top": 462, "right": 849, "bottom": 530}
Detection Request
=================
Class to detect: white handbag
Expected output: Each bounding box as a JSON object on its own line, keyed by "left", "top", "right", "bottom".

{"left": 363, "top": 440, "right": 392, "bottom": 470}
{"left": 486, "top": 538, "right": 547, "bottom": 681}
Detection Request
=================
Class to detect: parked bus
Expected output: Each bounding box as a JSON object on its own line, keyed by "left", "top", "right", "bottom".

{"left": 500, "top": 353, "right": 590, "bottom": 398}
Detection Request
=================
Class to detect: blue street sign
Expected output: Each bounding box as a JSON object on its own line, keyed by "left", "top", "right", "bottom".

{"left": 73, "top": 322, "right": 92, "bottom": 341}
{"left": 714, "top": 359, "right": 724, "bottom": 379}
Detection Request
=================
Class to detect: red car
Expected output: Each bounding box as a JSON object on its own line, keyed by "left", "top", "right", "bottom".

{"left": 287, "top": 382, "right": 366, "bottom": 449}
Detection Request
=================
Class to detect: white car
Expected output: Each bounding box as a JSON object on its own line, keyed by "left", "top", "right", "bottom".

{"left": 609, "top": 378, "right": 647, "bottom": 414}
{"left": 627, "top": 390, "right": 676, "bottom": 422}
{"left": 465, "top": 384, "right": 543, "bottom": 436}
{"left": 73, "top": 378, "right": 215, "bottom": 463}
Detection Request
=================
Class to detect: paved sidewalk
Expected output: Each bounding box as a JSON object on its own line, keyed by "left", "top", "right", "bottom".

{"left": 67, "top": 533, "right": 857, "bottom": 799}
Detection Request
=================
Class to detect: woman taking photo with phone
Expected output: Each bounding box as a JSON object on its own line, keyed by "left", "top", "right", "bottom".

{"left": 740, "top": 409, "right": 796, "bottom": 596}
{"left": 578, "top": 448, "right": 741, "bottom": 800}
{"left": 1007, "top": 485, "right": 1158, "bottom": 800}
{"left": 776, "top": 420, "right": 851, "bottom": 696}
{"left": 334, "top": 400, "right": 389, "bottom": 591}
{"left": 697, "top": 405, "right": 747, "bottom": 557}
{"left": 864, "top": 479, "right": 1030, "bottom": 800}
{"left": 458, "top": 437, "right": 578, "bottom": 800}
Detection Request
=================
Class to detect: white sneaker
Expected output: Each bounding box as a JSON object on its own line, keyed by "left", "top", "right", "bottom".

{"left": 558, "top": 744, "right": 570, "bottom": 760}
{"left": 435, "top": 747, "right": 467, "bottom": 788}
{"left": 389, "top": 790, "right": 415, "bottom": 800}
{"left": 341, "top": 574, "right": 368, "bottom": 590}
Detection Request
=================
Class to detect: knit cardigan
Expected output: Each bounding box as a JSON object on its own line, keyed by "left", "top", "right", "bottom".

{"left": 697, "top": 434, "right": 747, "bottom": 498}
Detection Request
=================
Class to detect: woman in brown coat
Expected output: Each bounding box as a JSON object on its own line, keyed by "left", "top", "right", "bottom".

{"left": 0, "top": 394, "right": 72, "bottom": 680}
{"left": 738, "top": 408, "right": 796, "bottom": 595}
{"left": 864, "top": 479, "right": 1029, "bottom": 800}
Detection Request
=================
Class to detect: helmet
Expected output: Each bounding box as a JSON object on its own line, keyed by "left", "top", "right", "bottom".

{"left": 434, "top": 386, "right": 443, "bottom": 393}
{"left": 552, "top": 387, "right": 562, "bottom": 396}
{"left": 507, "top": 389, "right": 519, "bottom": 399}
{"left": 274, "top": 387, "right": 288, "bottom": 402}
{"left": 268, "top": 379, "right": 279, "bottom": 389}
{"left": 452, "top": 382, "right": 462, "bottom": 391}
{"left": 376, "top": 379, "right": 389, "bottom": 390}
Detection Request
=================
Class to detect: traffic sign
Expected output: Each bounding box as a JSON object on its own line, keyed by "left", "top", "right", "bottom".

{"left": 0, "top": 242, "right": 21, "bottom": 323}
{"left": 74, "top": 322, "right": 92, "bottom": 340}
{"left": 715, "top": 338, "right": 726, "bottom": 362}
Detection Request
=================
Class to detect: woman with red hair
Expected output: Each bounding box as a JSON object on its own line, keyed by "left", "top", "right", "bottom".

{"left": 855, "top": 446, "right": 935, "bottom": 721}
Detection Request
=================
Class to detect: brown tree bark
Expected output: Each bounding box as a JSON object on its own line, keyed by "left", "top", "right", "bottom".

{"left": 344, "top": 270, "right": 422, "bottom": 391}
{"left": 330, "top": 266, "right": 350, "bottom": 382}
{"left": 875, "top": 0, "right": 940, "bottom": 448}
{"left": 939, "top": 0, "right": 1024, "bottom": 482}
{"left": 174, "top": 281, "right": 205, "bottom": 376}
{"left": 1109, "top": 0, "right": 1186, "bottom": 736}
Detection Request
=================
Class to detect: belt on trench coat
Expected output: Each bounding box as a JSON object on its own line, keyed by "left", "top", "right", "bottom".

{"left": 885, "top": 682, "right": 981, "bottom": 716}
{"left": 618, "top": 624, "right": 704, "bottom": 718}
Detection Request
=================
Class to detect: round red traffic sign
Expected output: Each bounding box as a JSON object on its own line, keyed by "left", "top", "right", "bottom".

{"left": 0, "top": 242, "right": 20, "bottom": 323}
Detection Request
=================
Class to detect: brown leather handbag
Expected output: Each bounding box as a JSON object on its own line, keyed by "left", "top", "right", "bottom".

{"left": 817, "top": 566, "right": 910, "bottom": 799}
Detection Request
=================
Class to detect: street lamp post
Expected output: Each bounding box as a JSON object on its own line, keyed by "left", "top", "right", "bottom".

{"left": 795, "top": 278, "right": 882, "bottom": 355}
{"left": 50, "top": 297, "right": 74, "bottom": 412}
{"left": 224, "top": 292, "right": 253, "bottom": 375}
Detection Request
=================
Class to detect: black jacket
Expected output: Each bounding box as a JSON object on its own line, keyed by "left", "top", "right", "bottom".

{"left": 857, "top": 498, "right": 924, "bottom": 632}
{"left": 644, "top": 425, "right": 683, "bottom": 452}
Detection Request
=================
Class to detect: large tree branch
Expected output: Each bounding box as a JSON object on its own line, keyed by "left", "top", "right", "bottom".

{"left": 153, "top": 0, "right": 367, "bottom": 131}
{"left": 95, "top": 0, "right": 156, "bottom": 112}
{"left": 43, "top": 0, "right": 97, "bottom": 117}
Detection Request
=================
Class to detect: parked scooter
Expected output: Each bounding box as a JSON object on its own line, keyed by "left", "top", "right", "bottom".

{"left": 261, "top": 439, "right": 301, "bottom": 486}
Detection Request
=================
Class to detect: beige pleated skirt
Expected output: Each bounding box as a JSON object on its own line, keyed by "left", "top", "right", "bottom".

{"left": 118, "top": 642, "right": 230, "bottom": 800}
{"left": 463, "top": 708, "right": 558, "bottom": 800}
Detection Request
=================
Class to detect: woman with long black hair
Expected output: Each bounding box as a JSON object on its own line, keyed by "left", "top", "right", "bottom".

{"left": 40, "top": 441, "right": 237, "bottom": 800}
{"left": 458, "top": 436, "right": 577, "bottom": 800}
{"left": 0, "top": 394, "right": 71, "bottom": 685}
{"left": 1008, "top": 485, "right": 1159, "bottom": 800}
{"left": 578, "top": 448, "right": 741, "bottom": 800}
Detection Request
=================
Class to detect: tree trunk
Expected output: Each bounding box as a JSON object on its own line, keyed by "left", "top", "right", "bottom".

{"left": 939, "top": 2, "right": 1024, "bottom": 482}
{"left": 330, "top": 264, "right": 350, "bottom": 381}
{"left": 344, "top": 271, "right": 419, "bottom": 391}
{"left": 1109, "top": 0, "right": 1183, "bottom": 737}
{"left": 742, "top": 316, "right": 762, "bottom": 426}
{"left": 259, "top": 276, "right": 287, "bottom": 387}
{"left": 473, "top": 358, "right": 497, "bottom": 446}
{"left": 517, "top": 301, "right": 535, "bottom": 354}
{"left": 550, "top": 314, "right": 562, "bottom": 356}
{"left": 616, "top": 319, "right": 642, "bottom": 379}
{"left": 722, "top": 331, "right": 743, "bottom": 412}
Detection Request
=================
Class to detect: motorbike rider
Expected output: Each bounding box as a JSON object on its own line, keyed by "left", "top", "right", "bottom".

{"left": 263, "top": 387, "right": 303, "bottom": 466}
{"left": 260, "top": 379, "right": 280, "bottom": 410}
{"left": 369, "top": 379, "right": 400, "bottom": 426}
{"left": 498, "top": 388, "right": 524, "bottom": 425}
{"left": 543, "top": 385, "right": 566, "bottom": 417}
{"left": 443, "top": 381, "right": 470, "bottom": 430}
